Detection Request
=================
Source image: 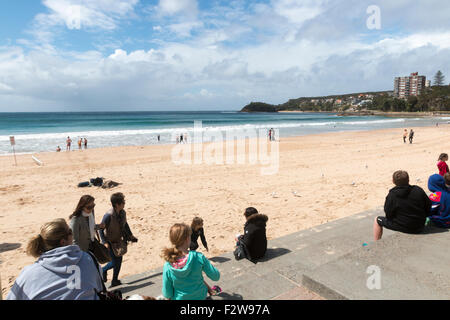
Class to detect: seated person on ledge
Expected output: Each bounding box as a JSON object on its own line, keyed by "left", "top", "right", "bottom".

{"left": 374, "top": 170, "right": 432, "bottom": 241}
{"left": 427, "top": 173, "right": 450, "bottom": 228}
{"left": 234, "top": 207, "right": 268, "bottom": 262}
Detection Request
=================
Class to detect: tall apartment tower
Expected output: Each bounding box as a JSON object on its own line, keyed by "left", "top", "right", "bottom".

{"left": 394, "top": 72, "right": 426, "bottom": 98}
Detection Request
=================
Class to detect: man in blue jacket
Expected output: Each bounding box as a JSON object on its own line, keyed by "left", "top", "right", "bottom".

{"left": 427, "top": 173, "right": 450, "bottom": 228}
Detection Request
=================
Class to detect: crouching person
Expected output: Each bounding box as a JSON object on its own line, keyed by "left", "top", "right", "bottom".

{"left": 7, "top": 219, "right": 103, "bottom": 300}
{"left": 162, "top": 223, "right": 220, "bottom": 300}
{"left": 234, "top": 207, "right": 268, "bottom": 262}
{"left": 374, "top": 170, "right": 432, "bottom": 241}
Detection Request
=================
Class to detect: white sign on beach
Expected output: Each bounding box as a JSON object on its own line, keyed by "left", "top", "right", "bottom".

{"left": 10, "top": 136, "right": 15, "bottom": 146}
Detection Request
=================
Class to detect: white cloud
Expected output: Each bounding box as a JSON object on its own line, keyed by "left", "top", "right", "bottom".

{"left": 157, "top": 0, "right": 198, "bottom": 17}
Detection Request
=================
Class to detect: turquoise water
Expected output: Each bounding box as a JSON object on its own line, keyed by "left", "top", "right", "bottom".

{"left": 0, "top": 112, "right": 447, "bottom": 154}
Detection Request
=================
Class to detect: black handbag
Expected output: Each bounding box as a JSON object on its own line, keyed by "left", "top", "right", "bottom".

{"left": 87, "top": 251, "right": 123, "bottom": 301}
{"left": 89, "top": 231, "right": 112, "bottom": 264}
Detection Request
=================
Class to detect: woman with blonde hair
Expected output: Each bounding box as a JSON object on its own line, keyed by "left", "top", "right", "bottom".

{"left": 162, "top": 223, "right": 220, "bottom": 300}
{"left": 7, "top": 219, "right": 103, "bottom": 300}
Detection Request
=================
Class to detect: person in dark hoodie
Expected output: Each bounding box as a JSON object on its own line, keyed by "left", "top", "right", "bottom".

{"left": 7, "top": 219, "right": 103, "bottom": 300}
{"left": 234, "top": 207, "right": 268, "bottom": 262}
{"left": 427, "top": 173, "right": 450, "bottom": 228}
{"left": 374, "top": 170, "right": 432, "bottom": 240}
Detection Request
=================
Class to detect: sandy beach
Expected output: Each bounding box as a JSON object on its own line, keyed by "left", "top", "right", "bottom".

{"left": 1, "top": 125, "right": 449, "bottom": 297}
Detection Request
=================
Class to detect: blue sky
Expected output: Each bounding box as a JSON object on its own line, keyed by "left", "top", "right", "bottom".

{"left": 0, "top": 0, "right": 449, "bottom": 111}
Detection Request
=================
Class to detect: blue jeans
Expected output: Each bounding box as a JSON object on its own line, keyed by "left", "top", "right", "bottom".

{"left": 102, "top": 246, "right": 123, "bottom": 281}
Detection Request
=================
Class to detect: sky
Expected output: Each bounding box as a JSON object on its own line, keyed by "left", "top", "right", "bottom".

{"left": 0, "top": 0, "right": 449, "bottom": 112}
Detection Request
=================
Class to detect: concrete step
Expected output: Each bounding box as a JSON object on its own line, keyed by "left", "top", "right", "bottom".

{"left": 301, "top": 226, "right": 450, "bottom": 300}
{"left": 117, "top": 208, "right": 393, "bottom": 299}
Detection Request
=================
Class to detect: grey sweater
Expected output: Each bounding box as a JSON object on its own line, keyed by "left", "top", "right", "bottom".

{"left": 70, "top": 212, "right": 96, "bottom": 252}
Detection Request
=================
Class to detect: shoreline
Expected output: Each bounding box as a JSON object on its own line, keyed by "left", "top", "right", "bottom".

{"left": 2, "top": 120, "right": 448, "bottom": 158}
{"left": 2, "top": 124, "right": 450, "bottom": 297}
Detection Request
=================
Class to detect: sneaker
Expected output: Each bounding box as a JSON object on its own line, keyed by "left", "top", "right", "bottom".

{"left": 110, "top": 280, "right": 122, "bottom": 287}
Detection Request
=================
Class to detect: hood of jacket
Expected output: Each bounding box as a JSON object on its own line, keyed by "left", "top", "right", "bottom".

{"left": 390, "top": 185, "right": 413, "bottom": 198}
{"left": 165, "top": 251, "right": 196, "bottom": 279}
{"left": 245, "top": 214, "right": 269, "bottom": 227}
{"left": 428, "top": 174, "right": 447, "bottom": 193}
{"left": 37, "top": 245, "right": 83, "bottom": 275}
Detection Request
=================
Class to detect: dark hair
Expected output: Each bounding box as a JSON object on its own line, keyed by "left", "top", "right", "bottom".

{"left": 111, "top": 192, "right": 125, "bottom": 207}
{"left": 191, "top": 217, "right": 204, "bottom": 231}
{"left": 438, "top": 153, "right": 448, "bottom": 161}
{"left": 69, "top": 195, "right": 95, "bottom": 220}
{"left": 392, "top": 170, "right": 409, "bottom": 186}
{"left": 244, "top": 207, "right": 258, "bottom": 218}
{"left": 444, "top": 173, "right": 450, "bottom": 185}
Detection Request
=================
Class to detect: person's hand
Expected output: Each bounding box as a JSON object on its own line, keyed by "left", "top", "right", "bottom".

{"left": 104, "top": 242, "right": 109, "bottom": 249}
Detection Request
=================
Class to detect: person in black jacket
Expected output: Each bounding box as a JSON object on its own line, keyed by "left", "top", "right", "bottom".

{"left": 374, "top": 170, "right": 432, "bottom": 240}
{"left": 190, "top": 217, "right": 208, "bottom": 252}
{"left": 234, "top": 207, "right": 268, "bottom": 262}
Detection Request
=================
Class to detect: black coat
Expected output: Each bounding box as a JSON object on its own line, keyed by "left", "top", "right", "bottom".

{"left": 190, "top": 227, "right": 208, "bottom": 251}
{"left": 384, "top": 185, "right": 432, "bottom": 232}
{"left": 241, "top": 214, "right": 268, "bottom": 261}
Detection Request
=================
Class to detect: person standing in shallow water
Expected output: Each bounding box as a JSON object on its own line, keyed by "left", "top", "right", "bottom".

{"left": 403, "top": 129, "right": 408, "bottom": 143}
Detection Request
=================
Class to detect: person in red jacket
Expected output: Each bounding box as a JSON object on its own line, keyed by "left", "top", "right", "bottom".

{"left": 437, "top": 153, "right": 449, "bottom": 176}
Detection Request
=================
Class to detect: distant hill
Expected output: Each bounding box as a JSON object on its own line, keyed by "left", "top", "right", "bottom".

{"left": 240, "top": 86, "right": 450, "bottom": 113}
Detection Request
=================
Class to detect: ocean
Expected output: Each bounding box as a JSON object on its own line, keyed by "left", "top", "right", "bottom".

{"left": 0, "top": 111, "right": 448, "bottom": 155}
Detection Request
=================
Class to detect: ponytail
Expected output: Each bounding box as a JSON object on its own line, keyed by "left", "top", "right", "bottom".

{"left": 161, "top": 223, "right": 192, "bottom": 263}
{"left": 162, "top": 246, "right": 183, "bottom": 264}
{"left": 26, "top": 234, "right": 46, "bottom": 258}
{"left": 26, "top": 219, "right": 71, "bottom": 258}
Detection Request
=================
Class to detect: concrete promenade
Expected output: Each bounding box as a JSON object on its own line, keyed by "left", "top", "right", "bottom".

{"left": 112, "top": 208, "right": 449, "bottom": 300}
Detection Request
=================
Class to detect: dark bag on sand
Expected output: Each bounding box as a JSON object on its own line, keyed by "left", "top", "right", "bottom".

{"left": 78, "top": 181, "right": 90, "bottom": 188}
{"left": 87, "top": 252, "right": 123, "bottom": 301}
{"left": 90, "top": 177, "right": 104, "bottom": 187}
{"left": 89, "top": 232, "right": 111, "bottom": 264}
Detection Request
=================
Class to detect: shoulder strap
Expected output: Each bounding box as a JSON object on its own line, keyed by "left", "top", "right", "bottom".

{"left": 86, "top": 251, "right": 107, "bottom": 292}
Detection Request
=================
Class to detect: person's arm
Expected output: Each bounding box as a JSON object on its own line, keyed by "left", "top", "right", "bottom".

{"left": 201, "top": 254, "right": 220, "bottom": 281}
{"left": 199, "top": 228, "right": 208, "bottom": 251}
{"left": 162, "top": 264, "right": 174, "bottom": 300}
{"left": 99, "top": 214, "right": 111, "bottom": 244}
{"left": 69, "top": 218, "right": 80, "bottom": 246}
{"left": 384, "top": 193, "right": 396, "bottom": 220}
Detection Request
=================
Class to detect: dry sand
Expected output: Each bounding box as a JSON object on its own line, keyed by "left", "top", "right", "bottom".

{"left": 1, "top": 125, "right": 449, "bottom": 297}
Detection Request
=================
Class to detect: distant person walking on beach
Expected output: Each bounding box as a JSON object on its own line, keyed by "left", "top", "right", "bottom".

{"left": 373, "top": 170, "right": 431, "bottom": 241}
{"left": 158, "top": 135, "right": 161, "bottom": 143}
{"left": 84, "top": 138, "right": 88, "bottom": 149}
{"left": 99, "top": 193, "right": 138, "bottom": 287}
{"left": 268, "top": 129, "right": 272, "bottom": 141}
{"left": 403, "top": 129, "right": 408, "bottom": 143}
{"left": 162, "top": 223, "right": 220, "bottom": 300}
{"left": 437, "top": 153, "right": 449, "bottom": 176}
{"left": 66, "top": 136, "right": 72, "bottom": 151}
{"left": 7, "top": 219, "right": 103, "bottom": 300}
{"left": 409, "top": 129, "right": 414, "bottom": 144}
{"left": 78, "top": 138, "right": 82, "bottom": 150}
{"left": 184, "top": 133, "right": 188, "bottom": 144}
{"left": 176, "top": 135, "right": 180, "bottom": 144}
{"left": 190, "top": 217, "right": 208, "bottom": 252}
{"left": 180, "top": 134, "right": 184, "bottom": 144}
